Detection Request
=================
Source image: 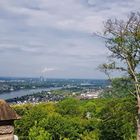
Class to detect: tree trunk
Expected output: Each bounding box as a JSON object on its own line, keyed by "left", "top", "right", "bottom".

{"left": 137, "top": 83, "right": 140, "bottom": 140}
{"left": 137, "top": 94, "right": 140, "bottom": 140}
{"left": 126, "top": 61, "right": 140, "bottom": 140}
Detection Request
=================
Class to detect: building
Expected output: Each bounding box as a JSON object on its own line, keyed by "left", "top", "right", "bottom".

{"left": 0, "top": 99, "right": 20, "bottom": 140}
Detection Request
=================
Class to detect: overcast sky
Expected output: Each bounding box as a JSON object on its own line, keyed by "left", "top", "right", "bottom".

{"left": 0, "top": 0, "right": 139, "bottom": 79}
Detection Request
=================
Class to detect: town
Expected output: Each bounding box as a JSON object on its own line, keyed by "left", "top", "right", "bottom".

{"left": 6, "top": 87, "right": 104, "bottom": 104}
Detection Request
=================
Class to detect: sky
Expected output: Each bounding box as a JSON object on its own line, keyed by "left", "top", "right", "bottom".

{"left": 0, "top": 0, "right": 139, "bottom": 79}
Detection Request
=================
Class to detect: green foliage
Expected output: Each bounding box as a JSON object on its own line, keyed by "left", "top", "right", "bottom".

{"left": 57, "top": 98, "right": 82, "bottom": 116}
{"left": 14, "top": 103, "right": 49, "bottom": 139}
{"left": 40, "top": 113, "right": 65, "bottom": 140}
{"left": 12, "top": 103, "right": 33, "bottom": 116}
{"left": 29, "top": 122, "right": 52, "bottom": 140}
{"left": 82, "top": 130, "right": 100, "bottom": 140}
{"left": 13, "top": 97, "right": 136, "bottom": 140}
{"left": 99, "top": 97, "right": 136, "bottom": 140}
{"left": 100, "top": 77, "right": 135, "bottom": 98}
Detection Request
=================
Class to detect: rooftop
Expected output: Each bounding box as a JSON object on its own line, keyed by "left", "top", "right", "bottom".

{"left": 0, "top": 99, "right": 20, "bottom": 121}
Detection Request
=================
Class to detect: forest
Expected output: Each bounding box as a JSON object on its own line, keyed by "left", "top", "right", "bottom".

{"left": 12, "top": 78, "right": 136, "bottom": 140}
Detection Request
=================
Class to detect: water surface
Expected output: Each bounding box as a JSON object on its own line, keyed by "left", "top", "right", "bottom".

{"left": 0, "top": 87, "right": 61, "bottom": 100}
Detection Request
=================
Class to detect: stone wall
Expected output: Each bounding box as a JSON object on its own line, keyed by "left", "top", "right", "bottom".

{"left": 0, "top": 125, "right": 14, "bottom": 140}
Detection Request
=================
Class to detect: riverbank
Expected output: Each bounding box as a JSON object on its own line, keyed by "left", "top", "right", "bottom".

{"left": 0, "top": 87, "right": 62, "bottom": 100}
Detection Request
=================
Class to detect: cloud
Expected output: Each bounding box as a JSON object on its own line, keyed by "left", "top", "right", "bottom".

{"left": 0, "top": 0, "right": 139, "bottom": 78}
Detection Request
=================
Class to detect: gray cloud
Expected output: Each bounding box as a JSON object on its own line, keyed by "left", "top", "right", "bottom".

{"left": 0, "top": 0, "right": 139, "bottom": 78}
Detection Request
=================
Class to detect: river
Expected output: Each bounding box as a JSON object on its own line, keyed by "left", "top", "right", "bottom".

{"left": 0, "top": 87, "right": 61, "bottom": 100}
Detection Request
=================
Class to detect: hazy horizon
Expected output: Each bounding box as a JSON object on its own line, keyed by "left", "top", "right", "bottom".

{"left": 0, "top": 75, "right": 108, "bottom": 80}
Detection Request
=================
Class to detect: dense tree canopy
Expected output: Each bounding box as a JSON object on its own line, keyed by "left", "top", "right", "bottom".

{"left": 13, "top": 97, "right": 136, "bottom": 140}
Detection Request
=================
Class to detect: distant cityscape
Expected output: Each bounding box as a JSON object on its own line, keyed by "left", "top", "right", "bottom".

{"left": 0, "top": 77, "right": 110, "bottom": 104}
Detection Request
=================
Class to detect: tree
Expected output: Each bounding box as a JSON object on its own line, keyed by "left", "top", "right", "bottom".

{"left": 99, "top": 97, "right": 136, "bottom": 140}
{"left": 98, "top": 62, "right": 115, "bottom": 81}
{"left": 14, "top": 103, "right": 48, "bottom": 139}
{"left": 101, "top": 12, "right": 140, "bottom": 139}
{"left": 57, "top": 98, "right": 82, "bottom": 116}
{"left": 100, "top": 77, "right": 135, "bottom": 98}
{"left": 29, "top": 122, "right": 52, "bottom": 140}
